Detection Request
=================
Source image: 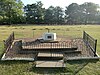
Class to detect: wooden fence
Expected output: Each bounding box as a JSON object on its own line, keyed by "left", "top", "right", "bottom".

{"left": 22, "top": 41, "right": 77, "bottom": 50}
{"left": 3, "top": 32, "right": 15, "bottom": 52}
{"left": 83, "top": 31, "right": 97, "bottom": 56}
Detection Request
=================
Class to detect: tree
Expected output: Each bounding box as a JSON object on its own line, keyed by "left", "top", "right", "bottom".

{"left": 53, "top": 6, "right": 64, "bottom": 24}
{"left": 65, "top": 2, "right": 99, "bottom": 25}
{"left": 44, "top": 6, "right": 55, "bottom": 24}
{"left": 0, "top": 0, "right": 24, "bottom": 24}
{"left": 80, "top": 2, "right": 99, "bottom": 24}
{"left": 65, "top": 3, "right": 81, "bottom": 24}
{"left": 24, "top": 1, "right": 45, "bottom": 24}
{"left": 0, "top": 0, "right": 8, "bottom": 24}
{"left": 44, "top": 6, "right": 64, "bottom": 24}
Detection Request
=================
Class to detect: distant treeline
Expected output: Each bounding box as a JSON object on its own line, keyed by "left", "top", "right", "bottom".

{"left": 0, "top": 0, "right": 100, "bottom": 25}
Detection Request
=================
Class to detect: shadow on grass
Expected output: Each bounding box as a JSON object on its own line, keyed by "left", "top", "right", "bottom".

{"left": 28, "top": 59, "right": 99, "bottom": 75}
{"left": 65, "top": 59, "right": 99, "bottom": 75}
{"left": 0, "top": 60, "right": 34, "bottom": 65}
{"left": 30, "top": 67, "right": 70, "bottom": 75}
{"left": 0, "top": 55, "right": 99, "bottom": 75}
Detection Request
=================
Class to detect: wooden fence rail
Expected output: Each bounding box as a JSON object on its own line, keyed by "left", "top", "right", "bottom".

{"left": 22, "top": 40, "right": 78, "bottom": 51}
{"left": 83, "top": 31, "right": 97, "bottom": 56}
{"left": 3, "top": 32, "right": 15, "bottom": 52}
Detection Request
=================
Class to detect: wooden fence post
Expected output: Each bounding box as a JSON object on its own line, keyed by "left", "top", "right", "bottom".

{"left": 83, "top": 31, "right": 85, "bottom": 40}
{"left": 3, "top": 40, "right": 6, "bottom": 51}
{"left": 94, "top": 40, "right": 97, "bottom": 56}
{"left": 12, "top": 32, "right": 15, "bottom": 40}
{"left": 16, "top": 40, "right": 22, "bottom": 53}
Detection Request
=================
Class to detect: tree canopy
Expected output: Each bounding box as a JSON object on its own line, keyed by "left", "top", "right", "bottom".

{"left": 0, "top": 1, "right": 100, "bottom": 25}
{"left": 0, "top": 0, "right": 24, "bottom": 24}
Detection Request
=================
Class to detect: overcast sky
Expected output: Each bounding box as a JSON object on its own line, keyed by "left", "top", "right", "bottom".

{"left": 21, "top": 0, "right": 99, "bottom": 9}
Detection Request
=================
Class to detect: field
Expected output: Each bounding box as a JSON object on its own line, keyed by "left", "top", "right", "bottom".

{"left": 0, "top": 25, "right": 100, "bottom": 75}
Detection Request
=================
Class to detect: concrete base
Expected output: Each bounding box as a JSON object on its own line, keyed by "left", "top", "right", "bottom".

{"left": 38, "top": 52, "right": 63, "bottom": 57}
{"left": 36, "top": 60, "right": 65, "bottom": 68}
{"left": 64, "top": 56, "right": 100, "bottom": 61}
{"left": 1, "top": 53, "right": 34, "bottom": 61}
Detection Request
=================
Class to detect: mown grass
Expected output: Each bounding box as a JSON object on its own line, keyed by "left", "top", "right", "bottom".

{"left": 0, "top": 25, "right": 100, "bottom": 75}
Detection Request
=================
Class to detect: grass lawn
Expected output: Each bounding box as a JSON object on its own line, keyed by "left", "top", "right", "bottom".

{"left": 0, "top": 25, "right": 100, "bottom": 75}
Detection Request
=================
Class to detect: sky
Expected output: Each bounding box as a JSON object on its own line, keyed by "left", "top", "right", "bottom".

{"left": 21, "top": 0, "right": 99, "bottom": 9}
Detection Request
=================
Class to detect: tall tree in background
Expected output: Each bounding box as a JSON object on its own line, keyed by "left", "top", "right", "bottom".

{"left": 44, "top": 6, "right": 64, "bottom": 24}
{"left": 0, "top": 0, "right": 5, "bottom": 24}
{"left": 65, "top": 3, "right": 81, "bottom": 24}
{"left": 80, "top": 2, "right": 99, "bottom": 24}
{"left": 0, "top": 1, "right": 100, "bottom": 25}
{"left": 12, "top": 0, "right": 25, "bottom": 24}
{"left": 44, "top": 6, "right": 55, "bottom": 24}
{"left": 0, "top": 0, "right": 24, "bottom": 24}
{"left": 53, "top": 6, "right": 64, "bottom": 24}
{"left": 65, "top": 2, "right": 99, "bottom": 25}
{"left": 24, "top": 1, "right": 45, "bottom": 24}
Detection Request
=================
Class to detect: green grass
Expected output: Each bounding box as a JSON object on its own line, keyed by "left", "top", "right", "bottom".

{"left": 0, "top": 25, "right": 100, "bottom": 75}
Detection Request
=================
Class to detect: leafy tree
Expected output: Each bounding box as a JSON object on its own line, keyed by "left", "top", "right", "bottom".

{"left": 80, "top": 2, "right": 99, "bottom": 24}
{"left": 44, "top": 6, "right": 55, "bottom": 24}
{"left": 24, "top": 1, "right": 45, "bottom": 24}
{"left": 0, "top": 0, "right": 8, "bottom": 24}
{"left": 65, "top": 3, "right": 81, "bottom": 24}
{"left": 0, "top": 0, "right": 100, "bottom": 25}
{"left": 0, "top": 0, "right": 24, "bottom": 24}
{"left": 65, "top": 2, "right": 99, "bottom": 25}
{"left": 53, "top": 6, "right": 64, "bottom": 24}
{"left": 44, "top": 6, "right": 64, "bottom": 24}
